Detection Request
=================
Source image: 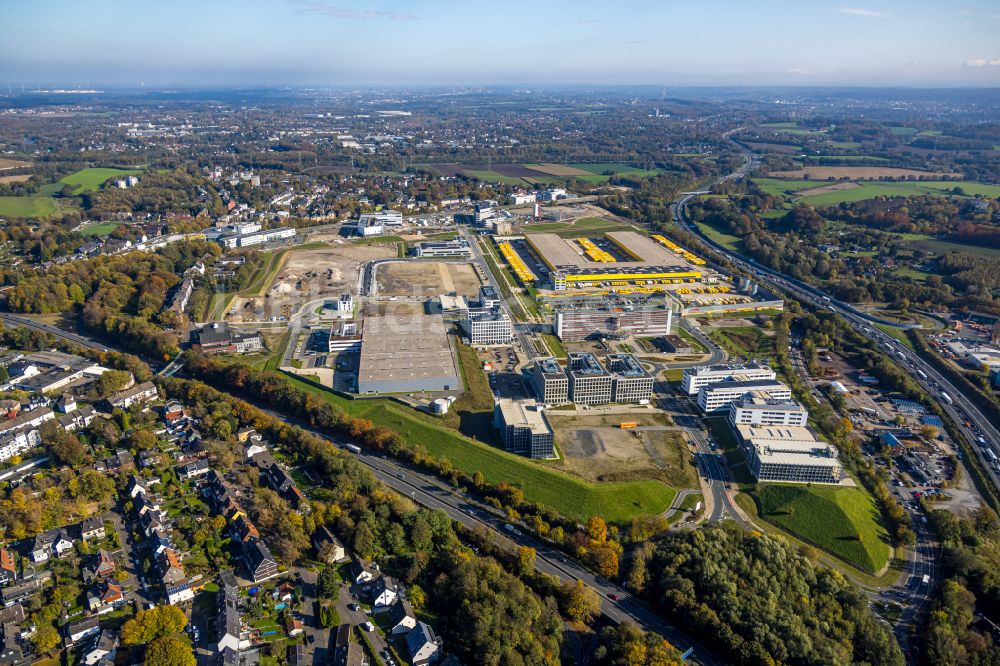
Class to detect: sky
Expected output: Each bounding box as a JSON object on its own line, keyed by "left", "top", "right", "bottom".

{"left": 2, "top": 0, "right": 1000, "bottom": 87}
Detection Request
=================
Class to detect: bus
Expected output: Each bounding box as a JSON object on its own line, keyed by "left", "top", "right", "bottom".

{"left": 346, "top": 444, "right": 362, "bottom": 455}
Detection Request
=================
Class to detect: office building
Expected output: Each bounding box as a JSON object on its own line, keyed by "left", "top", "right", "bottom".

{"left": 494, "top": 399, "right": 554, "bottom": 459}
{"left": 474, "top": 201, "right": 496, "bottom": 224}
{"left": 736, "top": 424, "right": 843, "bottom": 484}
{"left": 415, "top": 239, "right": 471, "bottom": 258}
{"left": 360, "top": 210, "right": 403, "bottom": 226}
{"left": 566, "top": 352, "right": 613, "bottom": 405}
{"left": 334, "top": 293, "right": 353, "bottom": 312}
{"left": 554, "top": 303, "right": 672, "bottom": 341}
{"left": 193, "top": 322, "right": 264, "bottom": 354}
{"left": 697, "top": 379, "right": 791, "bottom": 414}
{"left": 729, "top": 392, "right": 809, "bottom": 427}
{"left": 327, "top": 321, "right": 362, "bottom": 353}
{"left": 463, "top": 307, "right": 513, "bottom": 346}
{"left": 681, "top": 362, "right": 776, "bottom": 396}
{"left": 531, "top": 357, "right": 569, "bottom": 404}
{"left": 478, "top": 285, "right": 501, "bottom": 309}
{"left": 606, "top": 354, "right": 654, "bottom": 403}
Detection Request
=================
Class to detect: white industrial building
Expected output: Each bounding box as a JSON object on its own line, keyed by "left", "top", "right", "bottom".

{"left": 698, "top": 379, "right": 791, "bottom": 414}
{"left": 736, "top": 424, "right": 843, "bottom": 484}
{"left": 360, "top": 210, "right": 403, "bottom": 227}
{"left": 681, "top": 362, "right": 776, "bottom": 396}
{"left": 728, "top": 391, "right": 809, "bottom": 427}
{"left": 463, "top": 307, "right": 513, "bottom": 346}
{"left": 415, "top": 239, "right": 471, "bottom": 258}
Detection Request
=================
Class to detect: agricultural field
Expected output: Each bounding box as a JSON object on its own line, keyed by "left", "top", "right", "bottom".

{"left": 284, "top": 373, "right": 675, "bottom": 522}
{"left": 60, "top": 167, "right": 143, "bottom": 194}
{"left": 768, "top": 166, "right": 960, "bottom": 180}
{"left": 427, "top": 162, "right": 663, "bottom": 186}
{"left": 0, "top": 158, "right": 31, "bottom": 170}
{"left": 753, "top": 177, "right": 1000, "bottom": 205}
{"left": 77, "top": 222, "right": 119, "bottom": 237}
{"left": 0, "top": 174, "right": 32, "bottom": 184}
{"left": 0, "top": 196, "right": 58, "bottom": 218}
{"left": 752, "top": 484, "right": 892, "bottom": 573}
{"left": 746, "top": 142, "right": 802, "bottom": 154}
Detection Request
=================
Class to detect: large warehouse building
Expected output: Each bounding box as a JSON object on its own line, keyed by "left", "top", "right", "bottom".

{"left": 357, "top": 314, "right": 461, "bottom": 394}
{"left": 524, "top": 231, "right": 702, "bottom": 291}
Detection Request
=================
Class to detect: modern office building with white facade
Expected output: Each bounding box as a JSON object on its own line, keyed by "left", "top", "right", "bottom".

{"left": 736, "top": 424, "right": 843, "bottom": 484}
{"left": 463, "top": 307, "right": 513, "bottom": 346}
{"left": 531, "top": 357, "right": 569, "bottom": 404}
{"left": 697, "top": 379, "right": 791, "bottom": 414}
{"left": 728, "top": 391, "right": 809, "bottom": 427}
{"left": 681, "top": 362, "right": 776, "bottom": 396}
{"left": 494, "top": 399, "right": 555, "bottom": 459}
{"left": 554, "top": 305, "right": 672, "bottom": 341}
{"left": 606, "top": 354, "right": 654, "bottom": 403}
{"left": 566, "top": 352, "right": 613, "bottom": 405}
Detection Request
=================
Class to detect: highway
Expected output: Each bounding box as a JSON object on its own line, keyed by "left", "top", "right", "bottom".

{"left": 0, "top": 313, "right": 110, "bottom": 352}
{"left": 670, "top": 137, "right": 945, "bottom": 655}
{"left": 256, "top": 406, "right": 724, "bottom": 665}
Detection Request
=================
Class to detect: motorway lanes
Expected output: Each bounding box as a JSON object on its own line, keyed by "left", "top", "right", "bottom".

{"left": 0, "top": 313, "right": 110, "bottom": 351}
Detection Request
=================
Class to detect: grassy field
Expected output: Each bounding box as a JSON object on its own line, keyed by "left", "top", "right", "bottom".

{"left": 283, "top": 373, "right": 675, "bottom": 522}
{"left": 709, "top": 326, "right": 775, "bottom": 359}
{"left": 61, "top": 167, "right": 143, "bottom": 194}
{"left": 464, "top": 170, "right": 534, "bottom": 186}
{"left": 753, "top": 484, "right": 892, "bottom": 573}
{"left": 904, "top": 235, "right": 1000, "bottom": 258}
{"left": 522, "top": 217, "right": 635, "bottom": 237}
{"left": 0, "top": 196, "right": 59, "bottom": 217}
{"left": 754, "top": 177, "right": 1000, "bottom": 206}
{"left": 693, "top": 219, "right": 744, "bottom": 253}
{"left": 78, "top": 222, "right": 119, "bottom": 236}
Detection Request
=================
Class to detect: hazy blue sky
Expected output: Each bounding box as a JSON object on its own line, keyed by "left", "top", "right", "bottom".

{"left": 3, "top": 0, "right": 1000, "bottom": 87}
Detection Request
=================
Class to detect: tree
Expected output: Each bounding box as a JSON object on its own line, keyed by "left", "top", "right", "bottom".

{"left": 586, "top": 516, "right": 608, "bottom": 543}
{"left": 126, "top": 429, "right": 158, "bottom": 451}
{"left": 144, "top": 636, "right": 195, "bottom": 666}
{"left": 408, "top": 584, "right": 426, "bottom": 610}
{"left": 517, "top": 546, "right": 536, "bottom": 575}
{"left": 561, "top": 579, "right": 601, "bottom": 624}
{"left": 96, "top": 369, "right": 132, "bottom": 397}
{"left": 31, "top": 625, "right": 60, "bottom": 655}
{"left": 122, "top": 605, "right": 188, "bottom": 645}
{"left": 317, "top": 565, "right": 339, "bottom": 599}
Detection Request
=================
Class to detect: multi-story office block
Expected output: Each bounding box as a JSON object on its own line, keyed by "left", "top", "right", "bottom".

{"left": 494, "top": 399, "right": 554, "bottom": 459}
{"left": 728, "top": 391, "right": 809, "bottom": 427}
{"left": 566, "top": 352, "right": 612, "bottom": 405}
{"left": 606, "top": 354, "right": 654, "bottom": 403}
{"left": 531, "top": 357, "right": 569, "bottom": 404}
{"left": 681, "top": 362, "right": 775, "bottom": 396}
{"left": 697, "top": 379, "right": 791, "bottom": 414}
{"left": 463, "top": 307, "right": 513, "bottom": 346}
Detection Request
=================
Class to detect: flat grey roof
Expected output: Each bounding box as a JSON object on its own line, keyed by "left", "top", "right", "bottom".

{"left": 359, "top": 314, "right": 460, "bottom": 385}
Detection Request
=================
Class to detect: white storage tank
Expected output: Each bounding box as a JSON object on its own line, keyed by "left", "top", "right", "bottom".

{"left": 431, "top": 398, "right": 450, "bottom": 414}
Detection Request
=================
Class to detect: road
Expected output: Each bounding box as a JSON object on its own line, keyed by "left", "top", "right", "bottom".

{"left": 670, "top": 135, "right": 941, "bottom": 655}
{"left": 462, "top": 227, "right": 539, "bottom": 358}
{"left": 0, "top": 313, "right": 110, "bottom": 351}
{"left": 255, "top": 405, "right": 722, "bottom": 665}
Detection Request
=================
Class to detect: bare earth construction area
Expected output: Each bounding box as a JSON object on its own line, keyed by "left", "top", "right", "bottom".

{"left": 376, "top": 261, "right": 482, "bottom": 298}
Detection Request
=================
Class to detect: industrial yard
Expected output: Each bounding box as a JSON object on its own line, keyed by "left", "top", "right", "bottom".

{"left": 375, "top": 261, "right": 483, "bottom": 299}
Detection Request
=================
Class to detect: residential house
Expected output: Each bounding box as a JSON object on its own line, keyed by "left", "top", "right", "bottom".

{"left": 406, "top": 622, "right": 442, "bottom": 666}
{"left": 284, "top": 616, "right": 304, "bottom": 637}
{"left": 367, "top": 575, "right": 398, "bottom": 610}
{"left": 165, "top": 581, "right": 195, "bottom": 605}
{"left": 87, "top": 581, "right": 125, "bottom": 612}
{"left": 243, "top": 539, "right": 278, "bottom": 583}
{"left": 288, "top": 643, "right": 307, "bottom": 666}
{"left": 232, "top": 515, "right": 260, "bottom": 544}
{"left": 346, "top": 559, "right": 375, "bottom": 585}
{"left": 333, "top": 624, "right": 366, "bottom": 666}
{"left": 55, "top": 394, "right": 77, "bottom": 413}
{"left": 156, "top": 549, "right": 186, "bottom": 586}
{"left": 1, "top": 573, "right": 49, "bottom": 607}
{"left": 65, "top": 617, "right": 101, "bottom": 646}
{"left": 107, "top": 381, "right": 158, "bottom": 410}
{"left": 163, "top": 400, "right": 185, "bottom": 424}
{"left": 59, "top": 405, "right": 97, "bottom": 432}
{"left": 0, "top": 548, "right": 16, "bottom": 586}
{"left": 177, "top": 458, "right": 210, "bottom": 480}
{"left": 30, "top": 528, "right": 74, "bottom": 563}
{"left": 125, "top": 475, "right": 146, "bottom": 499}
{"left": 0, "top": 604, "right": 24, "bottom": 625}
{"left": 81, "top": 629, "right": 117, "bottom": 666}
{"left": 386, "top": 598, "right": 417, "bottom": 635}
{"left": 80, "top": 516, "right": 106, "bottom": 542}
{"left": 1, "top": 623, "right": 24, "bottom": 666}
{"left": 147, "top": 530, "right": 173, "bottom": 557}
{"left": 89, "top": 550, "right": 116, "bottom": 579}
{"left": 313, "top": 525, "right": 346, "bottom": 564}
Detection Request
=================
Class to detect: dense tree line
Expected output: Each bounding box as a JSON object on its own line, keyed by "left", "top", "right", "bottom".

{"left": 83, "top": 168, "right": 224, "bottom": 218}
{"left": 924, "top": 508, "right": 1000, "bottom": 664}
{"left": 628, "top": 524, "right": 903, "bottom": 666}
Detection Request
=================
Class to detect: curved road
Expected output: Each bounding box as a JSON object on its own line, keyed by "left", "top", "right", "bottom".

{"left": 0, "top": 313, "right": 110, "bottom": 352}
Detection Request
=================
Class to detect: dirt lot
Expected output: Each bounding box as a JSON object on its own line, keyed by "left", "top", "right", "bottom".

{"left": 0, "top": 174, "right": 32, "bottom": 184}
{"left": 546, "top": 414, "right": 698, "bottom": 488}
{"left": 0, "top": 158, "right": 30, "bottom": 171}
{"left": 798, "top": 181, "right": 860, "bottom": 197}
{"left": 768, "top": 166, "right": 961, "bottom": 180}
{"left": 227, "top": 244, "right": 394, "bottom": 322}
{"left": 377, "top": 261, "right": 481, "bottom": 298}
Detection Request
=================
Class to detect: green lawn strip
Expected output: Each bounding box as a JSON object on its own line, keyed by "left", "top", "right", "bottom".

{"left": 521, "top": 217, "right": 634, "bottom": 235}
{"left": 693, "top": 219, "right": 745, "bottom": 253}
{"left": 540, "top": 333, "right": 566, "bottom": 358}
{"left": 60, "top": 167, "right": 143, "bottom": 194}
{"left": 747, "top": 484, "right": 892, "bottom": 575}
{"left": 350, "top": 235, "right": 404, "bottom": 245}
{"left": 873, "top": 323, "right": 916, "bottom": 350}
{"left": 0, "top": 196, "right": 59, "bottom": 218}
{"left": 567, "top": 163, "right": 646, "bottom": 175}
{"left": 705, "top": 417, "right": 755, "bottom": 486}
{"left": 668, "top": 492, "right": 704, "bottom": 525}
{"left": 283, "top": 373, "right": 675, "bottom": 522}
{"left": 77, "top": 222, "right": 120, "bottom": 237}
{"left": 675, "top": 327, "right": 707, "bottom": 353}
